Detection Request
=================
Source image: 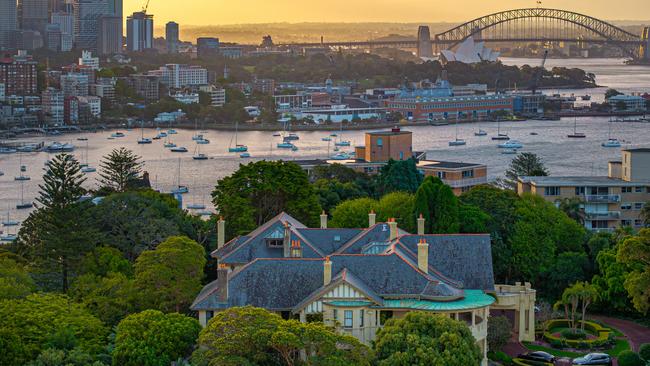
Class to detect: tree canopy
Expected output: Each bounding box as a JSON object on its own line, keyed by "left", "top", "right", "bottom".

{"left": 504, "top": 152, "right": 549, "bottom": 189}
{"left": 616, "top": 229, "right": 650, "bottom": 315}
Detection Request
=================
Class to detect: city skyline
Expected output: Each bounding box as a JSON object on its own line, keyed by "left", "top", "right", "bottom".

{"left": 123, "top": 0, "right": 650, "bottom": 25}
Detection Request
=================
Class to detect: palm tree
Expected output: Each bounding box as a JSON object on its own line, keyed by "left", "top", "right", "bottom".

{"left": 556, "top": 197, "right": 585, "bottom": 225}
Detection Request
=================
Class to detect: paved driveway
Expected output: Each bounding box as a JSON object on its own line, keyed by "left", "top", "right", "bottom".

{"left": 590, "top": 315, "right": 650, "bottom": 352}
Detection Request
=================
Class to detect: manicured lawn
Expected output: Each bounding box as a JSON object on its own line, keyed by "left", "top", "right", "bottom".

{"left": 605, "top": 339, "right": 630, "bottom": 357}
{"left": 522, "top": 342, "right": 583, "bottom": 358}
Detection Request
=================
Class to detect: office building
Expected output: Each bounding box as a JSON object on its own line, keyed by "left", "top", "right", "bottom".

{"left": 126, "top": 11, "right": 153, "bottom": 52}
{"left": 96, "top": 15, "right": 121, "bottom": 54}
{"left": 148, "top": 64, "right": 208, "bottom": 88}
{"left": 219, "top": 46, "right": 242, "bottom": 59}
{"left": 10, "top": 29, "right": 44, "bottom": 50}
{"left": 106, "top": 0, "right": 122, "bottom": 44}
{"left": 192, "top": 212, "right": 538, "bottom": 366}
{"left": 74, "top": 0, "right": 108, "bottom": 51}
{"left": 18, "top": 0, "right": 49, "bottom": 34}
{"left": 128, "top": 74, "right": 159, "bottom": 101}
{"left": 0, "top": 0, "right": 18, "bottom": 49}
{"left": 0, "top": 51, "right": 38, "bottom": 95}
{"left": 252, "top": 78, "right": 275, "bottom": 94}
{"left": 44, "top": 23, "right": 61, "bottom": 50}
{"left": 76, "top": 95, "right": 100, "bottom": 116}
{"left": 78, "top": 50, "right": 99, "bottom": 69}
{"left": 198, "top": 85, "right": 226, "bottom": 107}
{"left": 197, "top": 37, "right": 219, "bottom": 58}
{"left": 42, "top": 87, "right": 64, "bottom": 125}
{"left": 61, "top": 73, "right": 89, "bottom": 97}
{"left": 518, "top": 148, "right": 650, "bottom": 231}
{"left": 166, "top": 21, "right": 179, "bottom": 53}
{"left": 51, "top": 11, "right": 74, "bottom": 34}
{"left": 607, "top": 94, "right": 647, "bottom": 112}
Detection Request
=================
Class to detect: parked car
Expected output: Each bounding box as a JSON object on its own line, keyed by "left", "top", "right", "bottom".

{"left": 518, "top": 351, "right": 556, "bottom": 364}
{"left": 572, "top": 353, "right": 613, "bottom": 365}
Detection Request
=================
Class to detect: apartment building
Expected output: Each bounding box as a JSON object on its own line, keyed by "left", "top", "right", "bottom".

{"left": 417, "top": 161, "right": 488, "bottom": 195}
{"left": 149, "top": 64, "right": 208, "bottom": 89}
{"left": 518, "top": 148, "right": 650, "bottom": 231}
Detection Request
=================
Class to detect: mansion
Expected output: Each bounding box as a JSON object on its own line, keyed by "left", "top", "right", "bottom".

{"left": 192, "top": 212, "right": 536, "bottom": 366}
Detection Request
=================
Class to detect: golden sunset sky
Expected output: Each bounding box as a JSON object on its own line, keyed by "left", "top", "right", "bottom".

{"left": 124, "top": 0, "right": 650, "bottom": 25}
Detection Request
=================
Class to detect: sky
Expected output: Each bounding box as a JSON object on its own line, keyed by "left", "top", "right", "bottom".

{"left": 123, "top": 0, "right": 650, "bottom": 25}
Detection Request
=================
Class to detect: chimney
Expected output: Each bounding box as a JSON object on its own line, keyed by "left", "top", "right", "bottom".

{"left": 320, "top": 211, "right": 328, "bottom": 229}
{"left": 283, "top": 221, "right": 291, "bottom": 258}
{"left": 388, "top": 218, "right": 398, "bottom": 241}
{"left": 323, "top": 257, "right": 332, "bottom": 285}
{"left": 217, "top": 216, "right": 225, "bottom": 249}
{"left": 368, "top": 210, "right": 376, "bottom": 227}
{"left": 417, "top": 239, "right": 429, "bottom": 273}
{"left": 417, "top": 214, "right": 425, "bottom": 235}
{"left": 217, "top": 264, "right": 230, "bottom": 302}
{"left": 290, "top": 240, "right": 303, "bottom": 258}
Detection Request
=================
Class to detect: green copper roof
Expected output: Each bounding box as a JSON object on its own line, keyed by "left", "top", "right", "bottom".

{"left": 325, "top": 301, "right": 373, "bottom": 307}
{"left": 376, "top": 290, "right": 495, "bottom": 311}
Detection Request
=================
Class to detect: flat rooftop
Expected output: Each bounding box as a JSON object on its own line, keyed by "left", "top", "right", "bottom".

{"left": 418, "top": 160, "right": 484, "bottom": 169}
{"left": 519, "top": 176, "right": 650, "bottom": 187}
{"left": 624, "top": 148, "right": 650, "bottom": 153}
{"left": 367, "top": 130, "right": 412, "bottom": 136}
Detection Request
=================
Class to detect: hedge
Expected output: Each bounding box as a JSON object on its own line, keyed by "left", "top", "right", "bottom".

{"left": 513, "top": 358, "right": 553, "bottom": 366}
{"left": 543, "top": 319, "right": 613, "bottom": 349}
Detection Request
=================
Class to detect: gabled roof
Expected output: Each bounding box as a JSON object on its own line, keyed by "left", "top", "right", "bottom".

{"left": 395, "top": 234, "right": 495, "bottom": 291}
{"left": 334, "top": 223, "right": 408, "bottom": 254}
{"left": 191, "top": 279, "right": 222, "bottom": 310}
{"left": 294, "top": 228, "right": 363, "bottom": 255}
{"left": 292, "top": 268, "right": 384, "bottom": 313}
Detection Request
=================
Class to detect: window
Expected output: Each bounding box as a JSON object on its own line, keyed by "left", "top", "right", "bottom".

{"left": 266, "top": 239, "right": 283, "bottom": 248}
{"left": 344, "top": 310, "right": 353, "bottom": 328}
{"left": 635, "top": 202, "right": 645, "bottom": 210}
{"left": 333, "top": 309, "right": 338, "bottom": 321}
{"left": 206, "top": 311, "right": 214, "bottom": 322}
{"left": 591, "top": 221, "right": 609, "bottom": 229}
{"left": 622, "top": 187, "right": 632, "bottom": 193}
{"left": 621, "top": 220, "right": 632, "bottom": 227}
{"left": 576, "top": 187, "right": 586, "bottom": 195}
{"left": 359, "top": 310, "right": 364, "bottom": 327}
{"left": 462, "top": 170, "right": 474, "bottom": 178}
{"left": 399, "top": 151, "right": 404, "bottom": 160}
{"left": 377, "top": 138, "right": 383, "bottom": 147}
{"left": 437, "top": 171, "right": 446, "bottom": 179}
{"left": 621, "top": 203, "right": 632, "bottom": 210}
{"left": 635, "top": 220, "right": 643, "bottom": 227}
{"left": 544, "top": 187, "right": 561, "bottom": 196}
{"left": 636, "top": 186, "right": 644, "bottom": 193}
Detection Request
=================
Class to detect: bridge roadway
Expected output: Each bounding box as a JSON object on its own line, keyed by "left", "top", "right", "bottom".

{"left": 274, "top": 38, "right": 643, "bottom": 48}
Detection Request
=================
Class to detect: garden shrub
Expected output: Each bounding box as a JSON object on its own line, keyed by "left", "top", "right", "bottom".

{"left": 561, "top": 329, "right": 587, "bottom": 340}
{"left": 639, "top": 343, "right": 650, "bottom": 362}
{"left": 513, "top": 358, "right": 553, "bottom": 366}
{"left": 543, "top": 319, "right": 611, "bottom": 349}
{"left": 488, "top": 351, "right": 512, "bottom": 365}
{"left": 618, "top": 350, "right": 645, "bottom": 366}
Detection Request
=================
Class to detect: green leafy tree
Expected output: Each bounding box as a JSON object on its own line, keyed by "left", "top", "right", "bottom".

{"left": 313, "top": 178, "right": 368, "bottom": 213}
{"left": 70, "top": 272, "right": 139, "bottom": 326}
{"left": 432, "top": 184, "right": 460, "bottom": 233}
{"left": 195, "top": 306, "right": 371, "bottom": 366}
{"left": 616, "top": 229, "right": 650, "bottom": 315}
{"left": 374, "top": 312, "right": 482, "bottom": 366}
{"left": 330, "top": 198, "right": 378, "bottom": 228}
{"left": 113, "top": 310, "right": 201, "bottom": 366}
{"left": 556, "top": 197, "right": 585, "bottom": 225}
{"left": 642, "top": 202, "right": 650, "bottom": 227}
{"left": 487, "top": 316, "right": 512, "bottom": 352}
{"left": 0, "top": 257, "right": 34, "bottom": 300}
{"left": 134, "top": 236, "right": 206, "bottom": 313}
{"left": 212, "top": 161, "right": 322, "bottom": 236}
{"left": 617, "top": 350, "right": 645, "bottom": 366}
{"left": 376, "top": 192, "right": 416, "bottom": 233}
{"left": 98, "top": 148, "right": 144, "bottom": 193}
{"left": 0, "top": 328, "right": 27, "bottom": 366}
{"left": 544, "top": 252, "right": 589, "bottom": 300}
{"left": 375, "top": 158, "right": 423, "bottom": 196}
{"left": 28, "top": 348, "right": 107, "bottom": 366}
{"left": 458, "top": 204, "right": 490, "bottom": 233}
{"left": 413, "top": 176, "right": 439, "bottom": 234}
{"left": 0, "top": 293, "right": 108, "bottom": 363}
{"left": 592, "top": 247, "right": 635, "bottom": 313}
{"left": 13, "top": 153, "right": 96, "bottom": 292}
{"left": 504, "top": 152, "right": 549, "bottom": 189}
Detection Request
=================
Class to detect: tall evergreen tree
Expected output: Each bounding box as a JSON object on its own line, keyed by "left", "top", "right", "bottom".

{"left": 504, "top": 152, "right": 549, "bottom": 189}
{"left": 433, "top": 184, "right": 460, "bottom": 233}
{"left": 99, "top": 148, "right": 144, "bottom": 192}
{"left": 14, "top": 154, "right": 96, "bottom": 292}
{"left": 375, "top": 158, "right": 423, "bottom": 196}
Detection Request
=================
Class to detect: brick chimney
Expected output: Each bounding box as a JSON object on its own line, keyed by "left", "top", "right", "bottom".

{"left": 320, "top": 211, "right": 328, "bottom": 229}
{"left": 217, "top": 216, "right": 225, "bottom": 249}
{"left": 388, "top": 218, "right": 398, "bottom": 241}
{"left": 417, "top": 213, "right": 425, "bottom": 235}
{"left": 417, "top": 239, "right": 429, "bottom": 273}
{"left": 217, "top": 263, "right": 230, "bottom": 302}
{"left": 324, "top": 257, "right": 332, "bottom": 285}
{"left": 368, "top": 210, "right": 376, "bottom": 227}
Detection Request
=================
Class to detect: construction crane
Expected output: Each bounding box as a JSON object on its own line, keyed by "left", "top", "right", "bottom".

{"left": 142, "top": 0, "right": 150, "bottom": 13}
{"left": 531, "top": 50, "right": 548, "bottom": 95}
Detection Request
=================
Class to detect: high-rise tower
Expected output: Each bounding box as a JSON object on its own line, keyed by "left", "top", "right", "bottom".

{"left": 166, "top": 21, "right": 179, "bottom": 53}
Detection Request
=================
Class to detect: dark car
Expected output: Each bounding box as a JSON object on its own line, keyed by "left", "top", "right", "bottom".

{"left": 572, "top": 353, "right": 613, "bottom": 365}
{"left": 518, "top": 351, "right": 556, "bottom": 364}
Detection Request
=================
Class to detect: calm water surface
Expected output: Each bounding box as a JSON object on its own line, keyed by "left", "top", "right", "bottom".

{"left": 1, "top": 58, "right": 650, "bottom": 228}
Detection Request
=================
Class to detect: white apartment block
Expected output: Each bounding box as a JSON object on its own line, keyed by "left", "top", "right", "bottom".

{"left": 41, "top": 87, "right": 64, "bottom": 125}
{"left": 77, "top": 95, "right": 101, "bottom": 116}
{"left": 199, "top": 85, "right": 226, "bottom": 107}
{"left": 149, "top": 64, "right": 208, "bottom": 88}
{"left": 79, "top": 50, "right": 100, "bottom": 70}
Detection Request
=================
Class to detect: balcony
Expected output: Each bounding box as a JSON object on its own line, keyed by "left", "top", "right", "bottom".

{"left": 443, "top": 177, "right": 488, "bottom": 188}
{"left": 585, "top": 211, "right": 621, "bottom": 220}
{"left": 583, "top": 194, "right": 621, "bottom": 203}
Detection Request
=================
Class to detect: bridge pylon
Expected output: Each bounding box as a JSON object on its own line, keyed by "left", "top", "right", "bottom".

{"left": 641, "top": 27, "right": 650, "bottom": 60}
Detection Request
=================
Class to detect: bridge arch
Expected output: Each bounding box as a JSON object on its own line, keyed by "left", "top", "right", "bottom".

{"left": 435, "top": 8, "right": 639, "bottom": 48}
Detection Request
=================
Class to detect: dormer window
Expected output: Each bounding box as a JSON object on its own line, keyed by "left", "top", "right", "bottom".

{"left": 266, "top": 239, "right": 283, "bottom": 248}
{"left": 334, "top": 235, "right": 341, "bottom": 242}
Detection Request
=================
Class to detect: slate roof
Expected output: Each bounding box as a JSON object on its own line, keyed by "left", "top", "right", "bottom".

{"left": 294, "top": 228, "right": 362, "bottom": 255}
{"left": 333, "top": 223, "right": 408, "bottom": 254}
{"left": 395, "top": 234, "right": 495, "bottom": 291}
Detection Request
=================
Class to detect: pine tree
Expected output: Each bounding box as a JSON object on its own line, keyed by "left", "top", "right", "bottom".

{"left": 504, "top": 152, "right": 549, "bottom": 189}
{"left": 38, "top": 153, "right": 86, "bottom": 209}
{"left": 99, "top": 148, "right": 144, "bottom": 192}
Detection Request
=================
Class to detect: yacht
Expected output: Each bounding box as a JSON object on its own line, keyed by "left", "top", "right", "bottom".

{"left": 240, "top": 152, "right": 251, "bottom": 158}
{"left": 335, "top": 140, "right": 351, "bottom": 147}
{"left": 45, "top": 142, "right": 75, "bottom": 152}
{"left": 331, "top": 152, "right": 351, "bottom": 160}
{"left": 196, "top": 138, "right": 210, "bottom": 145}
{"left": 111, "top": 132, "right": 125, "bottom": 138}
{"left": 498, "top": 140, "right": 523, "bottom": 149}
{"left": 17, "top": 144, "right": 39, "bottom": 152}
{"left": 492, "top": 120, "right": 510, "bottom": 140}
{"left": 501, "top": 149, "right": 519, "bottom": 155}
{"left": 321, "top": 137, "right": 332, "bottom": 142}
{"left": 474, "top": 130, "right": 488, "bottom": 136}
{"left": 291, "top": 145, "right": 299, "bottom": 152}
{"left": 172, "top": 186, "right": 189, "bottom": 194}
{"left": 0, "top": 233, "right": 17, "bottom": 242}
{"left": 152, "top": 135, "right": 162, "bottom": 140}
{"left": 192, "top": 154, "right": 208, "bottom": 160}
{"left": 171, "top": 146, "right": 188, "bottom": 153}
{"left": 228, "top": 122, "right": 248, "bottom": 152}
{"left": 0, "top": 147, "right": 17, "bottom": 154}
{"left": 171, "top": 159, "right": 188, "bottom": 195}
{"left": 16, "top": 178, "right": 33, "bottom": 210}
{"left": 567, "top": 117, "right": 586, "bottom": 138}
{"left": 164, "top": 142, "right": 177, "bottom": 148}
{"left": 81, "top": 166, "right": 97, "bottom": 173}
{"left": 77, "top": 137, "right": 88, "bottom": 141}
{"left": 448, "top": 139, "right": 467, "bottom": 147}
{"left": 167, "top": 129, "right": 178, "bottom": 135}
{"left": 284, "top": 133, "right": 299, "bottom": 141}
{"left": 601, "top": 139, "right": 622, "bottom": 148}
{"left": 14, "top": 175, "right": 30, "bottom": 181}
{"left": 137, "top": 138, "right": 152, "bottom": 144}
{"left": 2, "top": 213, "right": 19, "bottom": 227}
{"left": 157, "top": 132, "right": 168, "bottom": 138}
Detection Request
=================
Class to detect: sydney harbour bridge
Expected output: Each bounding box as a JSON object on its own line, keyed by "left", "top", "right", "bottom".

{"left": 275, "top": 8, "right": 650, "bottom": 60}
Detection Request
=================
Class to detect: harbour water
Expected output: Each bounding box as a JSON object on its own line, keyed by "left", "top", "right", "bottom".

{"left": 1, "top": 58, "right": 650, "bottom": 228}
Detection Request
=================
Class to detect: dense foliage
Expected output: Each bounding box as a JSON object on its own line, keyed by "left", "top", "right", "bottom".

{"left": 374, "top": 312, "right": 482, "bottom": 366}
